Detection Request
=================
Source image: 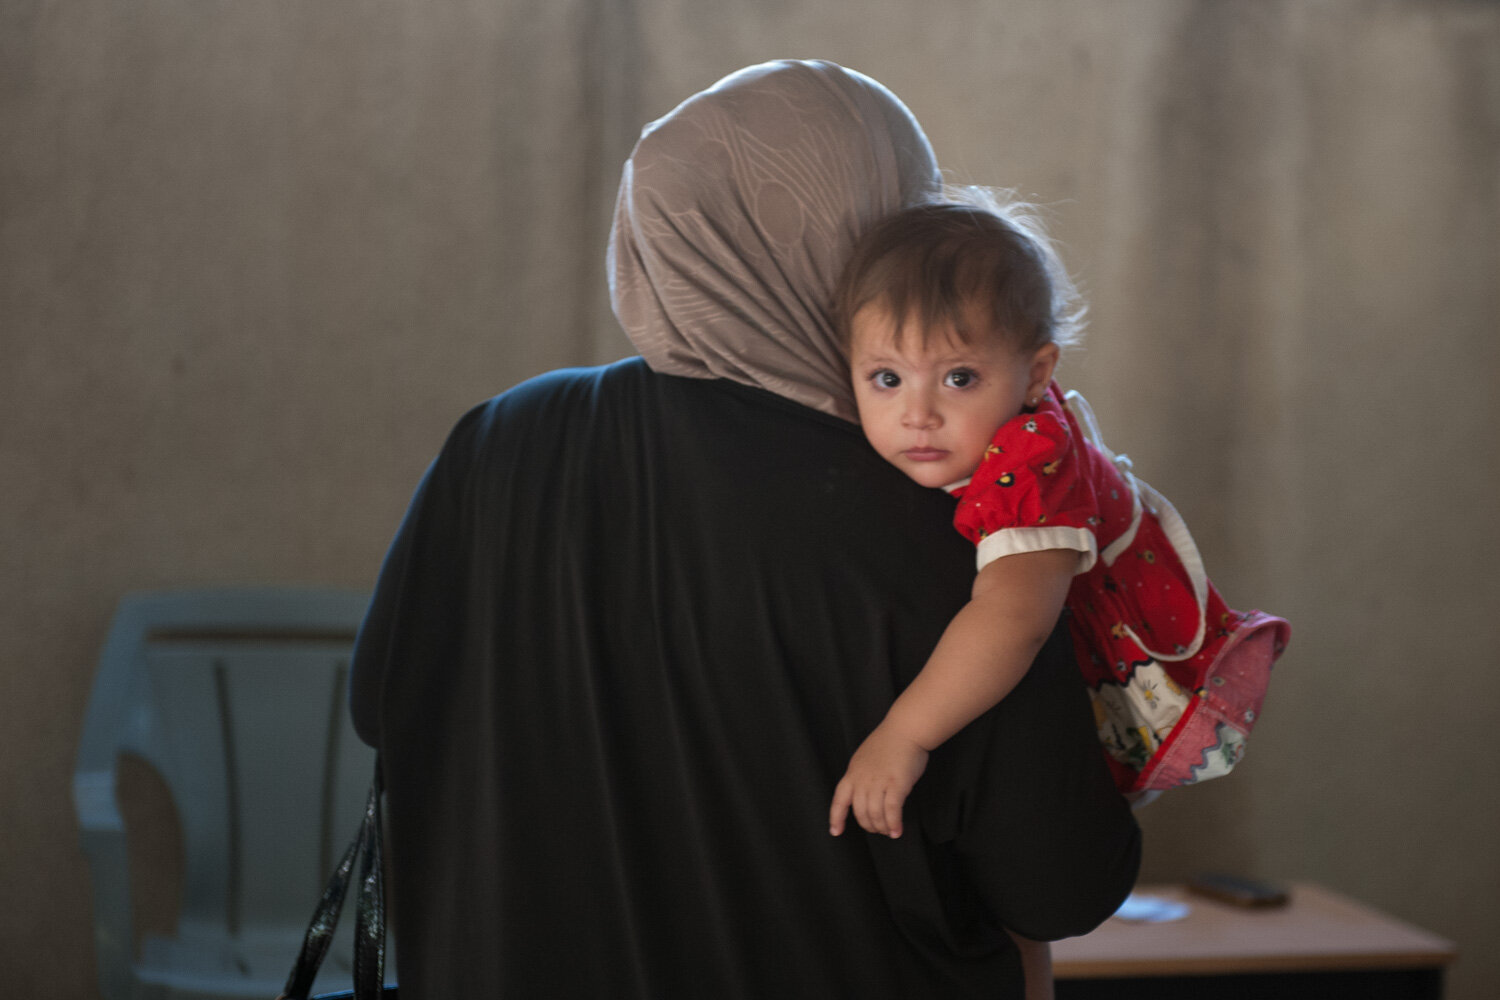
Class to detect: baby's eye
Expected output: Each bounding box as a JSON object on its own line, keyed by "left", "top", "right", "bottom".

{"left": 870, "top": 369, "right": 901, "bottom": 389}
{"left": 944, "top": 368, "right": 978, "bottom": 389}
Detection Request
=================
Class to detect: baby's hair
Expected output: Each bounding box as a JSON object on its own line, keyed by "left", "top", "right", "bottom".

{"left": 836, "top": 187, "right": 1085, "bottom": 355}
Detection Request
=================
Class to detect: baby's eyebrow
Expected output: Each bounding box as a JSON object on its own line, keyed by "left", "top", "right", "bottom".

{"left": 852, "top": 347, "right": 990, "bottom": 368}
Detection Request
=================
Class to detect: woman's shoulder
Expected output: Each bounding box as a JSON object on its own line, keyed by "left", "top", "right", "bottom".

{"left": 445, "top": 359, "right": 649, "bottom": 437}
{"left": 445, "top": 357, "right": 867, "bottom": 473}
{"left": 491, "top": 357, "right": 648, "bottom": 408}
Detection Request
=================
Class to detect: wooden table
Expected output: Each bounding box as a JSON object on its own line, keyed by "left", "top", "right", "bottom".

{"left": 1053, "top": 883, "right": 1457, "bottom": 999}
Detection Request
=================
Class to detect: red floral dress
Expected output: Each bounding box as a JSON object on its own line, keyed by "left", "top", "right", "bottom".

{"left": 948, "top": 383, "right": 1291, "bottom": 794}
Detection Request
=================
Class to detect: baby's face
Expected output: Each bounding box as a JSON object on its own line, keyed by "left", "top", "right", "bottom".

{"left": 849, "top": 305, "right": 1056, "bottom": 490}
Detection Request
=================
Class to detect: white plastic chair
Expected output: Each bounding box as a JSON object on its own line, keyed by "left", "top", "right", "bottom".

{"left": 73, "top": 588, "right": 384, "bottom": 1000}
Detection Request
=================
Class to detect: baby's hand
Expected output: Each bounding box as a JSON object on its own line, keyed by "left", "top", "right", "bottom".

{"left": 828, "top": 723, "right": 930, "bottom": 839}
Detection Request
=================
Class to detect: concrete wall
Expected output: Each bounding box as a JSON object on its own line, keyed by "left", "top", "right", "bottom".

{"left": 3, "top": 1, "right": 1496, "bottom": 996}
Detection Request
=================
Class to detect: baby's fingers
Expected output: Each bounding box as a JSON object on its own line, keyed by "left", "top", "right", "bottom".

{"left": 854, "top": 785, "right": 893, "bottom": 838}
{"left": 829, "top": 776, "right": 854, "bottom": 836}
{"left": 882, "top": 786, "right": 906, "bottom": 839}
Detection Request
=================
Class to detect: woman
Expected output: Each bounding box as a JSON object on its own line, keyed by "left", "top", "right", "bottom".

{"left": 350, "top": 59, "right": 1139, "bottom": 999}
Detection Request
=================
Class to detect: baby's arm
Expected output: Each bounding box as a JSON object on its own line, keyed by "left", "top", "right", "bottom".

{"left": 829, "top": 547, "right": 1078, "bottom": 838}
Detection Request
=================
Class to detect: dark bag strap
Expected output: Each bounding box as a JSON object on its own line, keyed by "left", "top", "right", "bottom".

{"left": 279, "top": 760, "right": 389, "bottom": 1000}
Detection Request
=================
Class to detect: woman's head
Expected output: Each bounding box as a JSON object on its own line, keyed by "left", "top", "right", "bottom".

{"left": 609, "top": 60, "right": 942, "bottom": 422}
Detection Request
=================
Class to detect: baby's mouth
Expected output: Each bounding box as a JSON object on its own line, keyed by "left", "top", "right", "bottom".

{"left": 903, "top": 447, "right": 949, "bottom": 461}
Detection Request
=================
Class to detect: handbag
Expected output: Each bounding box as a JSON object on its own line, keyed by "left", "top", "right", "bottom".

{"left": 278, "top": 761, "right": 397, "bottom": 1000}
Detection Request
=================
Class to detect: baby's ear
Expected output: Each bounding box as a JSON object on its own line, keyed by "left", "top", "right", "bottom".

{"left": 1027, "top": 343, "right": 1060, "bottom": 396}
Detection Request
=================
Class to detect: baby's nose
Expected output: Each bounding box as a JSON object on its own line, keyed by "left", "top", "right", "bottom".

{"left": 902, "top": 398, "right": 941, "bottom": 430}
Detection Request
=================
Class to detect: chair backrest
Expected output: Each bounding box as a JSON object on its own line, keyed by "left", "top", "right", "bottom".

{"left": 73, "top": 587, "right": 375, "bottom": 997}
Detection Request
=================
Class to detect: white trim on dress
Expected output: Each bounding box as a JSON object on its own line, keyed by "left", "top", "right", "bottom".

{"left": 975, "top": 526, "right": 1096, "bottom": 575}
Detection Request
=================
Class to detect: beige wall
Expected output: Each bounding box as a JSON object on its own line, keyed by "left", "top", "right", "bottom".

{"left": 3, "top": 1, "right": 1497, "bottom": 996}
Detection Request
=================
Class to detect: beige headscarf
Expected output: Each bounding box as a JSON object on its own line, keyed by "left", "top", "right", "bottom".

{"left": 608, "top": 60, "right": 941, "bottom": 423}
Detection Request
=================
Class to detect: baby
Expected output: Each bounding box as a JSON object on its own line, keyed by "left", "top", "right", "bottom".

{"left": 827, "top": 192, "right": 1084, "bottom": 1000}
{"left": 826, "top": 192, "right": 1290, "bottom": 999}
